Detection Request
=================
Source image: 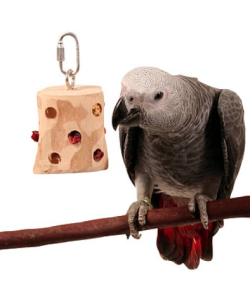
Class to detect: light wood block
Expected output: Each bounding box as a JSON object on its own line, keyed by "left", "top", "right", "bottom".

{"left": 33, "top": 85, "right": 108, "bottom": 174}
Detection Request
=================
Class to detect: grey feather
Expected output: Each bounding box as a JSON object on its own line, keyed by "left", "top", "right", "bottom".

{"left": 116, "top": 68, "right": 245, "bottom": 201}
{"left": 119, "top": 127, "right": 142, "bottom": 184}
{"left": 217, "top": 89, "right": 245, "bottom": 198}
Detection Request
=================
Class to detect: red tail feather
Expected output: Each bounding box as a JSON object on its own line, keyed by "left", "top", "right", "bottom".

{"left": 155, "top": 194, "right": 215, "bottom": 269}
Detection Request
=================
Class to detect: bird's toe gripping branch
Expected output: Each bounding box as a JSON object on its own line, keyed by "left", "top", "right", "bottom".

{"left": 127, "top": 200, "right": 153, "bottom": 239}
{"left": 188, "top": 194, "right": 212, "bottom": 229}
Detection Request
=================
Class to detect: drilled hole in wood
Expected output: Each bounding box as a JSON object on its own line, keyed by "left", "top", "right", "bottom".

{"left": 92, "top": 103, "right": 102, "bottom": 116}
{"left": 68, "top": 131, "right": 81, "bottom": 144}
{"left": 93, "top": 149, "right": 104, "bottom": 162}
{"left": 45, "top": 107, "right": 57, "bottom": 119}
{"left": 48, "top": 152, "right": 61, "bottom": 164}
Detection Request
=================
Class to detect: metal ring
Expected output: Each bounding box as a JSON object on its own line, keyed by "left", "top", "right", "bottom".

{"left": 65, "top": 69, "right": 75, "bottom": 90}
{"left": 57, "top": 32, "right": 80, "bottom": 77}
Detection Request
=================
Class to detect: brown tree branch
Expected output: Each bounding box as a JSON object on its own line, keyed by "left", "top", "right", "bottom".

{"left": 0, "top": 196, "right": 250, "bottom": 250}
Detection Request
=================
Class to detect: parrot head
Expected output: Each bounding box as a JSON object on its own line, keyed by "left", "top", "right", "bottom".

{"left": 112, "top": 67, "right": 184, "bottom": 133}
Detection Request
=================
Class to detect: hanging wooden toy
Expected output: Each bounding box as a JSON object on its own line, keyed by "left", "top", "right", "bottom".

{"left": 32, "top": 32, "right": 108, "bottom": 174}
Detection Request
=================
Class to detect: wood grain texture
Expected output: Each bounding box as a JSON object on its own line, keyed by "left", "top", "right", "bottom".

{"left": 33, "top": 85, "right": 108, "bottom": 174}
{"left": 0, "top": 196, "right": 249, "bottom": 250}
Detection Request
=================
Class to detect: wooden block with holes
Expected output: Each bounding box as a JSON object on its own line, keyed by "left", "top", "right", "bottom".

{"left": 33, "top": 85, "right": 108, "bottom": 174}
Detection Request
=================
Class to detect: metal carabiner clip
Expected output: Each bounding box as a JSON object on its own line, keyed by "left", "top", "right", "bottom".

{"left": 57, "top": 32, "right": 80, "bottom": 89}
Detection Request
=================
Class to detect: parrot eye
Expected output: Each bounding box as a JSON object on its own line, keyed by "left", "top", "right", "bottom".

{"left": 154, "top": 92, "right": 164, "bottom": 100}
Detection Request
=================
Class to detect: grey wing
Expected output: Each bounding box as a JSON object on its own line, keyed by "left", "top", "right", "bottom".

{"left": 119, "top": 126, "right": 141, "bottom": 185}
{"left": 217, "top": 89, "right": 245, "bottom": 199}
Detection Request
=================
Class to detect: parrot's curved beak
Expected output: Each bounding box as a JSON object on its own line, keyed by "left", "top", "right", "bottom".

{"left": 112, "top": 97, "right": 142, "bottom": 130}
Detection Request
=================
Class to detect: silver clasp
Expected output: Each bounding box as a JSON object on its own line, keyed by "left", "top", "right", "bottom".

{"left": 57, "top": 32, "right": 80, "bottom": 89}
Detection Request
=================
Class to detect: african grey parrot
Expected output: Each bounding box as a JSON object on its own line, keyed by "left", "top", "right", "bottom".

{"left": 112, "top": 67, "right": 245, "bottom": 269}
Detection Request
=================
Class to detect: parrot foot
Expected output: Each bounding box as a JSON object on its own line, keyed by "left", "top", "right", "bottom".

{"left": 127, "top": 200, "right": 153, "bottom": 239}
{"left": 188, "top": 193, "right": 212, "bottom": 229}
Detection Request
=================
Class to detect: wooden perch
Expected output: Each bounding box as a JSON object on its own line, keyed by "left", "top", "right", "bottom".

{"left": 0, "top": 196, "right": 250, "bottom": 250}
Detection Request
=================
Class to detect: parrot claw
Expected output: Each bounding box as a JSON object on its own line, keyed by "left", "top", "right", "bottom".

{"left": 127, "top": 200, "right": 152, "bottom": 239}
{"left": 188, "top": 194, "right": 212, "bottom": 230}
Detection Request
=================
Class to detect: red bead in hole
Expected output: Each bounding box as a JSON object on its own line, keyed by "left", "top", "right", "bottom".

{"left": 93, "top": 149, "right": 104, "bottom": 162}
{"left": 68, "top": 131, "right": 81, "bottom": 144}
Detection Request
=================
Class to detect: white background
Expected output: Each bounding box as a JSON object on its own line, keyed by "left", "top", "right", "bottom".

{"left": 0, "top": 0, "right": 249, "bottom": 299}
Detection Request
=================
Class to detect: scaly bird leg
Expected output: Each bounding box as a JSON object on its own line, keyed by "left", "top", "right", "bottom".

{"left": 188, "top": 193, "right": 213, "bottom": 229}
{"left": 127, "top": 171, "right": 154, "bottom": 239}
